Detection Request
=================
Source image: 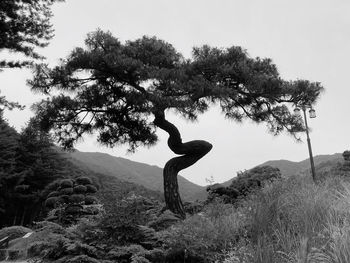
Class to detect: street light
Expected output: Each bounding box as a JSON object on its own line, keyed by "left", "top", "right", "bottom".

{"left": 294, "top": 105, "right": 317, "bottom": 182}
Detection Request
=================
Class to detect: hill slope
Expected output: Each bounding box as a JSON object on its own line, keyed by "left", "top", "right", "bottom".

{"left": 210, "top": 153, "right": 344, "bottom": 188}
{"left": 260, "top": 153, "right": 343, "bottom": 177}
{"left": 64, "top": 150, "right": 206, "bottom": 201}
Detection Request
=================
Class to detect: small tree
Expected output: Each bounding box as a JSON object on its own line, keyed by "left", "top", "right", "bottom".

{"left": 29, "top": 30, "right": 323, "bottom": 218}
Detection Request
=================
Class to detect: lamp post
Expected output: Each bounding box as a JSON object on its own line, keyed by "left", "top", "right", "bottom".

{"left": 294, "top": 105, "right": 317, "bottom": 182}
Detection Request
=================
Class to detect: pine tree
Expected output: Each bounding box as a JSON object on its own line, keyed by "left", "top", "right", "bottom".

{"left": 29, "top": 30, "right": 323, "bottom": 218}
{"left": 0, "top": 0, "right": 64, "bottom": 68}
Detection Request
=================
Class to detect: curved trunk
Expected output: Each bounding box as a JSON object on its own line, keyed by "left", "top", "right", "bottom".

{"left": 154, "top": 113, "right": 212, "bottom": 218}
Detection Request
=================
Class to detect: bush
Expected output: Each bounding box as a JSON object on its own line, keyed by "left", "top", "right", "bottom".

{"left": 45, "top": 197, "right": 59, "bottom": 208}
{"left": 162, "top": 201, "right": 249, "bottom": 262}
{"left": 76, "top": 177, "right": 92, "bottom": 185}
{"left": 34, "top": 221, "right": 65, "bottom": 234}
{"left": 86, "top": 185, "right": 98, "bottom": 194}
{"left": 207, "top": 165, "right": 281, "bottom": 203}
{"left": 48, "top": 190, "right": 60, "bottom": 198}
{"left": 99, "top": 195, "right": 158, "bottom": 245}
{"left": 65, "top": 204, "right": 83, "bottom": 214}
{"left": 7, "top": 249, "right": 20, "bottom": 260}
{"left": 58, "top": 194, "right": 70, "bottom": 204}
{"left": 74, "top": 185, "right": 87, "bottom": 194}
{"left": 60, "top": 187, "right": 74, "bottom": 195}
{"left": 0, "top": 226, "right": 32, "bottom": 240}
{"left": 85, "top": 196, "right": 98, "bottom": 205}
{"left": 60, "top": 179, "right": 74, "bottom": 188}
{"left": 0, "top": 249, "right": 7, "bottom": 260}
{"left": 70, "top": 194, "right": 85, "bottom": 204}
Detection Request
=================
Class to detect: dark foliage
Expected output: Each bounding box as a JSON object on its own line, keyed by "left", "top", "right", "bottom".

{"left": 44, "top": 177, "right": 99, "bottom": 225}
{"left": 207, "top": 165, "right": 282, "bottom": 203}
{"left": 28, "top": 29, "right": 323, "bottom": 217}
{"left": 0, "top": 0, "right": 64, "bottom": 68}
{"left": 0, "top": 117, "right": 66, "bottom": 227}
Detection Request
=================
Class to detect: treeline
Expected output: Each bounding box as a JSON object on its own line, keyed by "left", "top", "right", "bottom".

{"left": 0, "top": 114, "right": 65, "bottom": 226}
{"left": 0, "top": 112, "right": 163, "bottom": 228}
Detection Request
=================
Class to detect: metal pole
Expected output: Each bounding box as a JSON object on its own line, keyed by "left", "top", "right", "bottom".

{"left": 302, "top": 107, "right": 316, "bottom": 181}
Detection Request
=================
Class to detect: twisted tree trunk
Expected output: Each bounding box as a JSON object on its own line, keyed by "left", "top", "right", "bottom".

{"left": 154, "top": 113, "right": 212, "bottom": 219}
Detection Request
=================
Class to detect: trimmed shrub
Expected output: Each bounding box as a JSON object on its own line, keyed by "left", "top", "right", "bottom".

{"left": 85, "top": 196, "right": 98, "bottom": 205}
{"left": 86, "top": 184, "right": 98, "bottom": 194}
{"left": 76, "top": 177, "right": 92, "bottom": 185}
{"left": 69, "top": 194, "right": 85, "bottom": 204}
{"left": 58, "top": 195, "right": 70, "bottom": 204}
{"left": 74, "top": 185, "right": 87, "bottom": 194}
{"left": 60, "top": 179, "right": 74, "bottom": 188}
{"left": 60, "top": 187, "right": 74, "bottom": 195}
{"left": 45, "top": 197, "right": 59, "bottom": 208}
{"left": 48, "top": 191, "right": 60, "bottom": 198}
{"left": 65, "top": 205, "right": 83, "bottom": 214}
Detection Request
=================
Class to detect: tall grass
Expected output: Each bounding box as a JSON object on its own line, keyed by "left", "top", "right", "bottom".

{"left": 221, "top": 174, "right": 350, "bottom": 262}
{"left": 164, "top": 174, "right": 350, "bottom": 262}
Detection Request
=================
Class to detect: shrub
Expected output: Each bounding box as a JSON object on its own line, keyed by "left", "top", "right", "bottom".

{"left": 70, "top": 194, "right": 85, "bottom": 204}
{"left": 48, "top": 191, "right": 60, "bottom": 198}
{"left": 60, "top": 187, "right": 74, "bottom": 195}
{"left": 99, "top": 195, "right": 158, "bottom": 245}
{"left": 0, "top": 226, "right": 32, "bottom": 240}
{"left": 76, "top": 177, "right": 92, "bottom": 185}
{"left": 85, "top": 196, "right": 98, "bottom": 205}
{"left": 7, "top": 250, "right": 20, "bottom": 260}
{"left": 58, "top": 194, "right": 70, "bottom": 204}
{"left": 162, "top": 200, "right": 249, "bottom": 262}
{"left": 86, "top": 185, "right": 98, "bottom": 194}
{"left": 34, "top": 221, "right": 65, "bottom": 234}
{"left": 0, "top": 249, "right": 7, "bottom": 260}
{"left": 207, "top": 165, "right": 281, "bottom": 203}
{"left": 45, "top": 197, "right": 59, "bottom": 208}
{"left": 74, "top": 185, "right": 87, "bottom": 194}
{"left": 60, "top": 179, "right": 74, "bottom": 188}
{"left": 65, "top": 204, "right": 83, "bottom": 214}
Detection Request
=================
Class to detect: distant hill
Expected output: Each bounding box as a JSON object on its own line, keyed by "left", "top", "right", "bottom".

{"left": 62, "top": 150, "right": 206, "bottom": 201}
{"left": 59, "top": 149, "right": 345, "bottom": 203}
{"left": 260, "top": 153, "right": 343, "bottom": 177}
{"left": 209, "top": 153, "right": 344, "bottom": 188}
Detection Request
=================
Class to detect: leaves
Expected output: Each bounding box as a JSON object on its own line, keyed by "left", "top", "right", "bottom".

{"left": 28, "top": 30, "right": 323, "bottom": 150}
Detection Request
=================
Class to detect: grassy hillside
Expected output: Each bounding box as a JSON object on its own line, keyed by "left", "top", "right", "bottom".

{"left": 261, "top": 153, "right": 343, "bottom": 177}
{"left": 61, "top": 150, "right": 206, "bottom": 201}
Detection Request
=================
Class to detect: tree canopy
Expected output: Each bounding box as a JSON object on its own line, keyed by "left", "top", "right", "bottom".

{"left": 29, "top": 29, "right": 324, "bottom": 217}
{"left": 0, "top": 0, "right": 63, "bottom": 68}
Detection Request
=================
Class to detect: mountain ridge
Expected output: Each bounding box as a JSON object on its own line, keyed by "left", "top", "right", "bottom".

{"left": 64, "top": 150, "right": 206, "bottom": 201}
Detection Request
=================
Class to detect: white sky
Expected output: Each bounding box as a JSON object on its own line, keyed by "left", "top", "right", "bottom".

{"left": 1, "top": 0, "right": 349, "bottom": 186}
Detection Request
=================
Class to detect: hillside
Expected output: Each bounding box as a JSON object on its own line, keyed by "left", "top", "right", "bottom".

{"left": 198, "top": 153, "right": 345, "bottom": 196}
{"left": 260, "top": 153, "right": 343, "bottom": 177}
{"left": 62, "top": 150, "right": 206, "bottom": 201}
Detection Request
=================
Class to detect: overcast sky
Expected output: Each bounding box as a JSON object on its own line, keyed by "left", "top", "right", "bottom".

{"left": 1, "top": 0, "right": 349, "bottom": 185}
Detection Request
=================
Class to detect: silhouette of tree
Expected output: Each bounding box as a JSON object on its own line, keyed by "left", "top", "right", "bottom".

{"left": 29, "top": 30, "right": 323, "bottom": 218}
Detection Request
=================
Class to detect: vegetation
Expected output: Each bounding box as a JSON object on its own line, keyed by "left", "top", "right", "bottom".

{"left": 207, "top": 165, "right": 282, "bottom": 203}
{"left": 0, "top": 0, "right": 64, "bottom": 68}
{"left": 0, "top": 117, "right": 65, "bottom": 226}
{"left": 29, "top": 29, "right": 322, "bottom": 217}
{"left": 4, "top": 3, "right": 348, "bottom": 263}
